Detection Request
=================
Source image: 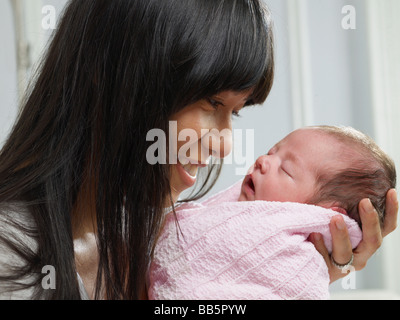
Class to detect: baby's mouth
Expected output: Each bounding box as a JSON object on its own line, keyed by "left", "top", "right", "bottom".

{"left": 247, "top": 175, "right": 255, "bottom": 193}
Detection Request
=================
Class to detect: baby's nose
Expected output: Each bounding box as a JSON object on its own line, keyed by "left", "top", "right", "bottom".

{"left": 255, "top": 155, "right": 269, "bottom": 174}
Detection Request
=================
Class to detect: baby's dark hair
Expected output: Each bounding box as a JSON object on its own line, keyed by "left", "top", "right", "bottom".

{"left": 308, "top": 126, "right": 397, "bottom": 228}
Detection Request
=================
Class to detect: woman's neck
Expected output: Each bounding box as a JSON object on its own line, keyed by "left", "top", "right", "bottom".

{"left": 72, "top": 179, "right": 99, "bottom": 299}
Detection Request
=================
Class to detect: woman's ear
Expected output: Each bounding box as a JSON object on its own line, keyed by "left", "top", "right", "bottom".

{"left": 330, "top": 207, "right": 348, "bottom": 216}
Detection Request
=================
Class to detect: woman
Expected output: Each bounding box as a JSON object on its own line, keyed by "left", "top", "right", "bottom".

{"left": 0, "top": 0, "right": 397, "bottom": 300}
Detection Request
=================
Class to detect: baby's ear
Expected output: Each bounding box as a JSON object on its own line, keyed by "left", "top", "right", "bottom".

{"left": 330, "top": 207, "right": 348, "bottom": 215}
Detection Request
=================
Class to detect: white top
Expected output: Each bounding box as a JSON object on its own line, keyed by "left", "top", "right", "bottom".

{"left": 0, "top": 203, "right": 89, "bottom": 300}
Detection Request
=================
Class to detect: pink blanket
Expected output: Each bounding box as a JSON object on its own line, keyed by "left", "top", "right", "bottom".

{"left": 148, "top": 181, "right": 362, "bottom": 300}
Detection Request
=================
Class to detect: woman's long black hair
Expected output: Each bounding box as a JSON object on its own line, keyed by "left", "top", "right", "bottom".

{"left": 0, "top": 0, "right": 274, "bottom": 299}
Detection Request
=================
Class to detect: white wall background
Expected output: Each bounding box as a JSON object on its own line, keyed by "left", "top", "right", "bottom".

{"left": 0, "top": 0, "right": 18, "bottom": 146}
{"left": 1, "top": 0, "right": 399, "bottom": 299}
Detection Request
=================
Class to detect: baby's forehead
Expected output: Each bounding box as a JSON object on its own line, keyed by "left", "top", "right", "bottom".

{"left": 284, "top": 128, "right": 357, "bottom": 148}
{"left": 273, "top": 129, "right": 357, "bottom": 165}
{"left": 273, "top": 129, "right": 335, "bottom": 149}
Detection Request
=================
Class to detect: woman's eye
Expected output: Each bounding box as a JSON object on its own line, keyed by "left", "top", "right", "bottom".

{"left": 206, "top": 98, "right": 242, "bottom": 118}
{"left": 232, "top": 110, "right": 242, "bottom": 118}
{"left": 207, "top": 98, "right": 223, "bottom": 109}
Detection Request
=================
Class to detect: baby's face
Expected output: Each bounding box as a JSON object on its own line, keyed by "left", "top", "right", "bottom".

{"left": 238, "top": 128, "right": 345, "bottom": 203}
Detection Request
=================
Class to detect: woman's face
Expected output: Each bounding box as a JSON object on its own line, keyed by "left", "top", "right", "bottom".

{"left": 168, "top": 90, "right": 252, "bottom": 204}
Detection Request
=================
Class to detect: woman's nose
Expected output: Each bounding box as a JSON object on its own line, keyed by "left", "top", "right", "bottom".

{"left": 201, "top": 128, "right": 233, "bottom": 160}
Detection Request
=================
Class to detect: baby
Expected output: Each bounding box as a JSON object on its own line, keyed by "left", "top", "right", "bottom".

{"left": 149, "top": 126, "right": 396, "bottom": 300}
{"left": 238, "top": 125, "right": 396, "bottom": 228}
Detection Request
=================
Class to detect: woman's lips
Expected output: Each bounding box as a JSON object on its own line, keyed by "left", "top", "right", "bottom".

{"left": 176, "top": 160, "right": 197, "bottom": 187}
{"left": 181, "top": 162, "right": 198, "bottom": 178}
{"left": 176, "top": 158, "right": 209, "bottom": 187}
{"left": 178, "top": 158, "right": 208, "bottom": 178}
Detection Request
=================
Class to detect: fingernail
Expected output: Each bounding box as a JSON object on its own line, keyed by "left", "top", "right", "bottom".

{"left": 362, "top": 198, "right": 374, "bottom": 213}
{"left": 391, "top": 191, "right": 398, "bottom": 204}
{"left": 336, "top": 219, "right": 345, "bottom": 230}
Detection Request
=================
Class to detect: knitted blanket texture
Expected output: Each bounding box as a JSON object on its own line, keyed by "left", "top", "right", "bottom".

{"left": 149, "top": 181, "right": 362, "bottom": 300}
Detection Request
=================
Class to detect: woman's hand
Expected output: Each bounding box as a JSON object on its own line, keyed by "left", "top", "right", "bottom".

{"left": 310, "top": 189, "right": 398, "bottom": 283}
